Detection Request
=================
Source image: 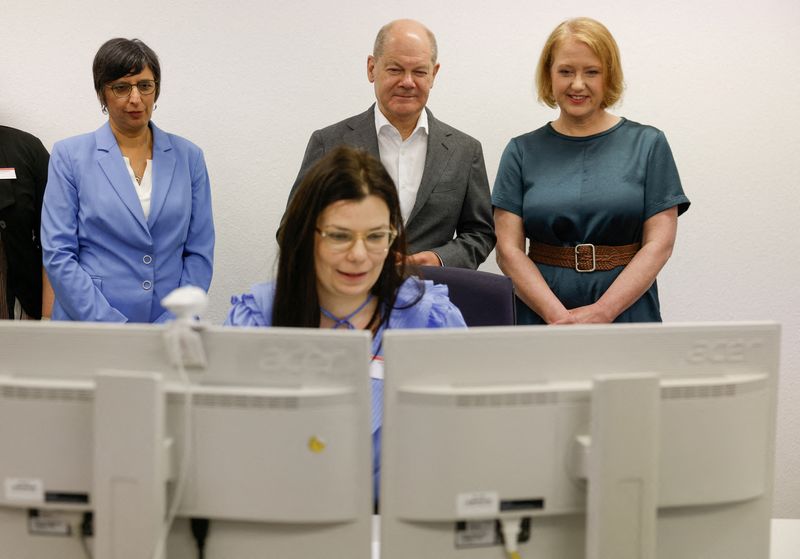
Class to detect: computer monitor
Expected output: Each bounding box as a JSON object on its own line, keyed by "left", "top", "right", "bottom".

{"left": 380, "top": 322, "right": 780, "bottom": 559}
{"left": 0, "top": 320, "right": 373, "bottom": 558}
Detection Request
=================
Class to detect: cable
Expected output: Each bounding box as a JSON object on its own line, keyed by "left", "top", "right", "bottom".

{"left": 151, "top": 325, "right": 196, "bottom": 559}
{"left": 500, "top": 517, "right": 522, "bottom": 559}
{"left": 190, "top": 517, "right": 210, "bottom": 559}
{"left": 79, "top": 512, "right": 94, "bottom": 559}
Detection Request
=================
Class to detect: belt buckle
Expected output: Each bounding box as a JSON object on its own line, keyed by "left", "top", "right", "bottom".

{"left": 574, "top": 243, "right": 596, "bottom": 272}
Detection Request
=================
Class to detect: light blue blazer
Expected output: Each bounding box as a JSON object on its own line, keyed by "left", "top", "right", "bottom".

{"left": 41, "top": 121, "right": 214, "bottom": 323}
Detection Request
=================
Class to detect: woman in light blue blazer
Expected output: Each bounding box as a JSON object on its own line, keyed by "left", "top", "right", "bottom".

{"left": 42, "top": 38, "right": 214, "bottom": 323}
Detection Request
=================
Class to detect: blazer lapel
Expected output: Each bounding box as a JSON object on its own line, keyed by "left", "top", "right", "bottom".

{"left": 95, "top": 123, "right": 149, "bottom": 233}
{"left": 343, "top": 105, "right": 380, "bottom": 158}
{"left": 408, "top": 109, "right": 453, "bottom": 225}
{"left": 146, "top": 122, "right": 176, "bottom": 227}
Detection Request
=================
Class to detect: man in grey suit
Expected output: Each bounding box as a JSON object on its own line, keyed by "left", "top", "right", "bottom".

{"left": 287, "top": 19, "right": 494, "bottom": 269}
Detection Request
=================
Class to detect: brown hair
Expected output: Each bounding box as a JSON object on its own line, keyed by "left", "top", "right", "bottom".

{"left": 273, "top": 146, "right": 410, "bottom": 329}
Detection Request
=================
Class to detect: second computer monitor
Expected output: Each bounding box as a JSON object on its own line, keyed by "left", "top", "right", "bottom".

{"left": 380, "top": 322, "right": 780, "bottom": 559}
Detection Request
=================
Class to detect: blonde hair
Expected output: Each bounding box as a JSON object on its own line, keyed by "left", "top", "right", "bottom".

{"left": 536, "top": 17, "right": 624, "bottom": 109}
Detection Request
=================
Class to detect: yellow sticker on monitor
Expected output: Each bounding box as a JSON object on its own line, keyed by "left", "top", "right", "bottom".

{"left": 308, "top": 436, "right": 326, "bottom": 453}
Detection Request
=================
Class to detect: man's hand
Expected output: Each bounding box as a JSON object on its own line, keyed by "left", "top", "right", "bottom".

{"left": 405, "top": 251, "right": 441, "bottom": 267}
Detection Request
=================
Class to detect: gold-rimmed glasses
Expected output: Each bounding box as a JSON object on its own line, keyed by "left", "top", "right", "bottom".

{"left": 316, "top": 228, "right": 397, "bottom": 254}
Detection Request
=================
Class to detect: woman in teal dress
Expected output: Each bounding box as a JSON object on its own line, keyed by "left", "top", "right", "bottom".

{"left": 493, "top": 17, "right": 689, "bottom": 325}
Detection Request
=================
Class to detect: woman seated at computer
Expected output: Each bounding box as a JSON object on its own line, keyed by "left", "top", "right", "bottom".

{"left": 225, "top": 145, "right": 466, "bottom": 497}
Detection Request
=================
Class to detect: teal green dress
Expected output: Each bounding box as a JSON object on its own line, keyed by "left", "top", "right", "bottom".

{"left": 492, "top": 118, "right": 690, "bottom": 324}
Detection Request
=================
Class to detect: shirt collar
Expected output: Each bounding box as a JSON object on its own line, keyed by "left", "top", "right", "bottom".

{"left": 374, "top": 106, "right": 429, "bottom": 138}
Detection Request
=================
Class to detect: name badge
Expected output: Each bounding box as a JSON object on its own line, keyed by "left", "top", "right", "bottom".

{"left": 369, "top": 356, "right": 384, "bottom": 380}
{"left": 0, "top": 168, "right": 17, "bottom": 180}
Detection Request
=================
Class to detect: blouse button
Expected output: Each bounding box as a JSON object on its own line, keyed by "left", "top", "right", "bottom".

{"left": 142, "top": 280, "right": 152, "bottom": 290}
{"left": 143, "top": 255, "right": 152, "bottom": 264}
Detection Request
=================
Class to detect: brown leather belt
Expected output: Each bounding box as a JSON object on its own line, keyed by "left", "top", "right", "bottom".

{"left": 528, "top": 241, "right": 641, "bottom": 272}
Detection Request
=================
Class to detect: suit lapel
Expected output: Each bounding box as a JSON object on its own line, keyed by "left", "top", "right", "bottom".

{"left": 408, "top": 109, "right": 452, "bottom": 225}
{"left": 343, "top": 106, "right": 380, "bottom": 158}
{"left": 95, "top": 123, "right": 149, "bottom": 233}
{"left": 147, "top": 122, "right": 176, "bottom": 227}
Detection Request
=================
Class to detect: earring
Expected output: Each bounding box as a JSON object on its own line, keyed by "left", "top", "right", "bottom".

{"left": 153, "top": 104, "right": 158, "bottom": 111}
{"left": 101, "top": 105, "right": 108, "bottom": 115}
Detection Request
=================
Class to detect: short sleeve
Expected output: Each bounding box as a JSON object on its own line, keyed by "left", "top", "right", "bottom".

{"left": 644, "top": 131, "right": 690, "bottom": 219}
{"left": 491, "top": 138, "right": 524, "bottom": 217}
{"left": 224, "top": 282, "right": 274, "bottom": 326}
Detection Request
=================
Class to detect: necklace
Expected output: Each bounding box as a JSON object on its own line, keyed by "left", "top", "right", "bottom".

{"left": 121, "top": 128, "right": 151, "bottom": 186}
{"left": 320, "top": 295, "right": 374, "bottom": 329}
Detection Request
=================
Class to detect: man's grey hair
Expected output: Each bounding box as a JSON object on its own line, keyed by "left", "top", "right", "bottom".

{"left": 373, "top": 20, "right": 438, "bottom": 65}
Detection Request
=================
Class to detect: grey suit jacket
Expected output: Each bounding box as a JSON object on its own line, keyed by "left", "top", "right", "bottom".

{"left": 287, "top": 106, "right": 495, "bottom": 269}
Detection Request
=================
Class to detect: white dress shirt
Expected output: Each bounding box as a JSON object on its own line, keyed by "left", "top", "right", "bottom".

{"left": 374, "top": 108, "right": 428, "bottom": 223}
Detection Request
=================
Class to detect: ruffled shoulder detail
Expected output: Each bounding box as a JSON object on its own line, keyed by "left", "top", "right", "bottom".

{"left": 389, "top": 277, "right": 466, "bottom": 329}
{"left": 224, "top": 282, "right": 275, "bottom": 327}
{"left": 393, "top": 276, "right": 427, "bottom": 308}
{"left": 424, "top": 282, "right": 467, "bottom": 328}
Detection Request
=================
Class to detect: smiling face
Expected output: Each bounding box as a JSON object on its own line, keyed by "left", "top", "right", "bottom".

{"left": 103, "top": 66, "right": 155, "bottom": 136}
{"left": 314, "top": 195, "right": 392, "bottom": 308}
{"left": 367, "top": 22, "right": 439, "bottom": 132}
{"left": 550, "top": 38, "right": 607, "bottom": 128}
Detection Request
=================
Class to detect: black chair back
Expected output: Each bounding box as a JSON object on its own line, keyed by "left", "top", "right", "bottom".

{"left": 417, "top": 266, "right": 516, "bottom": 326}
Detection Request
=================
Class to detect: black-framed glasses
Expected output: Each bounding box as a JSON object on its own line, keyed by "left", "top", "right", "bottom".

{"left": 316, "top": 228, "right": 397, "bottom": 254}
{"left": 106, "top": 80, "right": 158, "bottom": 98}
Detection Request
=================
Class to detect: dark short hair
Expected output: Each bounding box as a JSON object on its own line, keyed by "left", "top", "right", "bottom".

{"left": 92, "top": 38, "right": 161, "bottom": 107}
{"left": 274, "top": 146, "right": 414, "bottom": 329}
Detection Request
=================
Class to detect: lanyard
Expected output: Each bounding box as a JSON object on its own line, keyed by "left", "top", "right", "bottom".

{"left": 319, "top": 295, "right": 374, "bottom": 329}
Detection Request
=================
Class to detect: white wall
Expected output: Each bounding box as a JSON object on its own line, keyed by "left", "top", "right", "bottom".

{"left": 2, "top": 0, "right": 798, "bottom": 517}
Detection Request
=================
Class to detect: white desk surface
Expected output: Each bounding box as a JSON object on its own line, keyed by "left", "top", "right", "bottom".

{"left": 771, "top": 519, "right": 800, "bottom": 559}
{"left": 372, "top": 518, "right": 800, "bottom": 559}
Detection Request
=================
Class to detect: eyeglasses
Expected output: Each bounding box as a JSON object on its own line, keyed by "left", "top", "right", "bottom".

{"left": 106, "top": 80, "right": 158, "bottom": 98}
{"left": 316, "top": 228, "right": 397, "bottom": 254}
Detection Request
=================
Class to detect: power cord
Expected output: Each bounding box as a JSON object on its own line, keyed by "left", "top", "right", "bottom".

{"left": 152, "top": 287, "right": 208, "bottom": 559}
{"left": 151, "top": 336, "right": 195, "bottom": 559}
{"left": 500, "top": 517, "right": 522, "bottom": 559}
{"left": 190, "top": 517, "right": 211, "bottom": 559}
{"left": 80, "top": 512, "right": 94, "bottom": 559}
